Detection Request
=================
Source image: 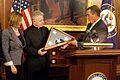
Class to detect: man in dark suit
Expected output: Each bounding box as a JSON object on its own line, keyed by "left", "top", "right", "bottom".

{"left": 24, "top": 10, "right": 50, "bottom": 80}
{"left": 69, "top": 5, "right": 108, "bottom": 49}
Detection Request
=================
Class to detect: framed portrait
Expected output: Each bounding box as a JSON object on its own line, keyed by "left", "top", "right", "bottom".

{"left": 30, "top": 0, "right": 89, "bottom": 31}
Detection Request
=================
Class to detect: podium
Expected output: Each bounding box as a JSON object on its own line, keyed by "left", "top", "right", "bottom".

{"left": 66, "top": 50, "right": 120, "bottom": 80}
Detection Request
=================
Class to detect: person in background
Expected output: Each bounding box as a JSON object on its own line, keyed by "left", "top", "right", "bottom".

{"left": 24, "top": 10, "right": 50, "bottom": 80}
{"left": 68, "top": 5, "right": 108, "bottom": 49}
{"left": 2, "top": 11, "right": 26, "bottom": 80}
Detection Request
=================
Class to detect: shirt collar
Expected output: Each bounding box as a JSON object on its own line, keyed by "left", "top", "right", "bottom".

{"left": 89, "top": 18, "right": 101, "bottom": 31}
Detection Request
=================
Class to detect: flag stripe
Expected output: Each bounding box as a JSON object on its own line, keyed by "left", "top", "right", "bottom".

{"left": 20, "top": 24, "right": 24, "bottom": 31}
{"left": 25, "top": 8, "right": 32, "bottom": 26}
{"left": 22, "top": 9, "right": 30, "bottom": 28}
{"left": 21, "top": 17, "right": 27, "bottom": 30}
{"left": 12, "top": 0, "right": 32, "bottom": 31}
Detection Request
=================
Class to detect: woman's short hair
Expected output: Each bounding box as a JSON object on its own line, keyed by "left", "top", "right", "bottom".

{"left": 9, "top": 11, "right": 22, "bottom": 26}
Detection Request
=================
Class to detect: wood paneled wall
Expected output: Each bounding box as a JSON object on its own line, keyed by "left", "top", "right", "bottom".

{"left": 0, "top": 0, "right": 120, "bottom": 48}
{"left": 0, "top": 0, "right": 13, "bottom": 29}
{"left": 115, "top": 0, "right": 120, "bottom": 48}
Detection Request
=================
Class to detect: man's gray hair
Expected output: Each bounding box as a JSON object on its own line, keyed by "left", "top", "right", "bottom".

{"left": 32, "top": 10, "right": 44, "bottom": 20}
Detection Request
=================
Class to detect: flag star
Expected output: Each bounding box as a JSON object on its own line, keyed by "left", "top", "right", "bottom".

{"left": 21, "top": 4, "right": 23, "bottom": 6}
{"left": 17, "top": 10, "right": 19, "bottom": 12}
{"left": 64, "top": 37, "right": 69, "bottom": 41}
{"left": 24, "top": 6, "right": 26, "bottom": 8}
{"left": 56, "top": 39, "right": 61, "bottom": 43}
{"left": 52, "top": 30, "right": 57, "bottom": 34}
{"left": 48, "top": 41, "right": 53, "bottom": 46}
{"left": 25, "top": 2, "right": 27, "bottom": 4}
{"left": 14, "top": 5, "right": 17, "bottom": 7}
{"left": 15, "top": 1, "right": 18, "bottom": 3}
{"left": 22, "top": 0, "right": 24, "bottom": 3}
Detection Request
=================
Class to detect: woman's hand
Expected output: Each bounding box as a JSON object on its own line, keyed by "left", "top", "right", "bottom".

{"left": 10, "top": 65, "right": 17, "bottom": 74}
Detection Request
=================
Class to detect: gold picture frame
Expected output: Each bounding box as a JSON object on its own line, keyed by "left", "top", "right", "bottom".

{"left": 30, "top": 0, "right": 92, "bottom": 31}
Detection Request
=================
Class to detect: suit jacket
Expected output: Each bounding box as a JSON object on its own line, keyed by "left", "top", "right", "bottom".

{"left": 24, "top": 25, "right": 50, "bottom": 71}
{"left": 2, "top": 27, "right": 26, "bottom": 65}
{"left": 77, "top": 19, "right": 108, "bottom": 48}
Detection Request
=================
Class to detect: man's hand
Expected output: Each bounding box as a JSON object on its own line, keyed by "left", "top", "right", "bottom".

{"left": 38, "top": 48, "right": 47, "bottom": 56}
{"left": 68, "top": 39, "right": 77, "bottom": 46}
{"left": 60, "top": 44, "right": 69, "bottom": 49}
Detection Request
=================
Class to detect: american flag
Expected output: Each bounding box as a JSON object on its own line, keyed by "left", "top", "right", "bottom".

{"left": 12, "top": 0, "right": 32, "bottom": 30}
{"left": 44, "top": 27, "right": 75, "bottom": 50}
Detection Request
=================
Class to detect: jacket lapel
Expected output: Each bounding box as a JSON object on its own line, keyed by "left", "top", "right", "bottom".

{"left": 19, "top": 28, "right": 26, "bottom": 47}
{"left": 8, "top": 27, "right": 23, "bottom": 47}
{"left": 83, "top": 19, "right": 102, "bottom": 41}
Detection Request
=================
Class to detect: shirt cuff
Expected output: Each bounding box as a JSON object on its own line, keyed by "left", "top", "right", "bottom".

{"left": 76, "top": 42, "right": 78, "bottom": 47}
{"left": 77, "top": 42, "right": 83, "bottom": 48}
{"left": 4, "top": 61, "right": 13, "bottom": 66}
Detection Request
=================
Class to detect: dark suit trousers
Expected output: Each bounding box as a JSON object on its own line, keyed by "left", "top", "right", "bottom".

{"left": 27, "top": 68, "right": 49, "bottom": 80}
{"left": 5, "top": 65, "right": 22, "bottom": 80}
